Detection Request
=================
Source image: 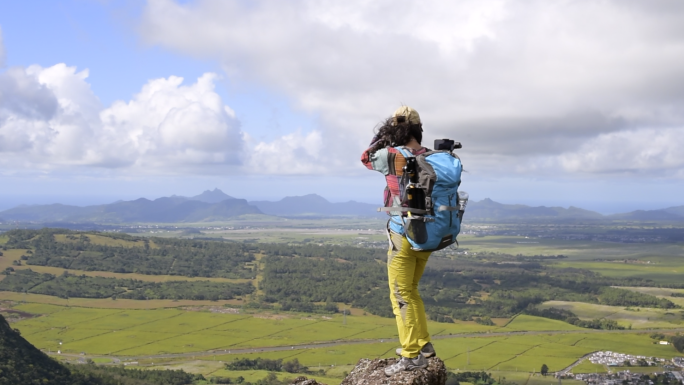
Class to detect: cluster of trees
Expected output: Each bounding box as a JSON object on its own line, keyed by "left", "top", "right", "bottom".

{"left": 257, "top": 242, "right": 678, "bottom": 322}
{"left": 598, "top": 287, "right": 676, "bottom": 308}
{"left": 572, "top": 318, "right": 624, "bottom": 330}
{"left": 4, "top": 229, "right": 257, "bottom": 278}
{"left": 209, "top": 372, "right": 314, "bottom": 385}
{"left": 446, "top": 371, "right": 497, "bottom": 385}
{"left": 210, "top": 375, "right": 245, "bottom": 384}
{"left": 523, "top": 307, "right": 624, "bottom": 330}
{"left": 259, "top": 243, "right": 386, "bottom": 262}
{"left": 670, "top": 335, "right": 684, "bottom": 353}
{"left": 67, "top": 364, "right": 204, "bottom": 385}
{"left": 118, "top": 280, "right": 254, "bottom": 301}
{"left": 671, "top": 292, "right": 684, "bottom": 298}
{"left": 0, "top": 269, "right": 254, "bottom": 300}
{"left": 225, "top": 357, "right": 307, "bottom": 373}
{"left": 474, "top": 316, "right": 495, "bottom": 326}
{"left": 260, "top": 255, "right": 385, "bottom": 304}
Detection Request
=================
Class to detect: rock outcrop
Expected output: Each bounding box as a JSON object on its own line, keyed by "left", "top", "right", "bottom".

{"left": 343, "top": 357, "right": 446, "bottom": 385}
{"left": 289, "top": 357, "right": 447, "bottom": 385}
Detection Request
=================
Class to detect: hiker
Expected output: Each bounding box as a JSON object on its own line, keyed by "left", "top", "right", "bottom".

{"left": 361, "top": 106, "right": 438, "bottom": 375}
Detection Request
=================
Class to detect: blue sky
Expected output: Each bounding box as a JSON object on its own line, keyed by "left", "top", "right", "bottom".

{"left": 1, "top": 0, "right": 684, "bottom": 213}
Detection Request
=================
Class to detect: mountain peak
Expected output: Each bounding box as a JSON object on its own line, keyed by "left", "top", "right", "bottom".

{"left": 190, "top": 188, "right": 234, "bottom": 204}
{"left": 280, "top": 194, "right": 329, "bottom": 204}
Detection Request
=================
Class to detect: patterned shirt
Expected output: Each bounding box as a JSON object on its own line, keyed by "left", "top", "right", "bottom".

{"left": 361, "top": 142, "right": 430, "bottom": 211}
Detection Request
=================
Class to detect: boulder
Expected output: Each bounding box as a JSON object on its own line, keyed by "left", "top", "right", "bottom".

{"left": 340, "top": 357, "right": 447, "bottom": 385}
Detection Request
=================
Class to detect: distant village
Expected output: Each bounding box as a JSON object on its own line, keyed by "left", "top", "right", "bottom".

{"left": 561, "top": 352, "right": 684, "bottom": 385}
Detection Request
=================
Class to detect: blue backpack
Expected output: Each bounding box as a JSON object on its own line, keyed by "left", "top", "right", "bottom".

{"left": 386, "top": 147, "right": 464, "bottom": 251}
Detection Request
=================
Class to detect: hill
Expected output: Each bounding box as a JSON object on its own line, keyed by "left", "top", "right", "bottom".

{"left": 186, "top": 188, "right": 235, "bottom": 203}
{"left": 0, "top": 191, "right": 260, "bottom": 223}
{"left": 608, "top": 205, "right": 684, "bottom": 221}
{"left": 0, "top": 313, "right": 81, "bottom": 384}
{"left": 249, "top": 194, "right": 383, "bottom": 217}
{"left": 466, "top": 198, "right": 605, "bottom": 221}
{"left": 1, "top": 312, "right": 203, "bottom": 384}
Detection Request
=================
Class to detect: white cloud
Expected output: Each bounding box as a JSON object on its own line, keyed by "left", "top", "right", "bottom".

{"left": 559, "top": 127, "right": 684, "bottom": 177}
{"left": 139, "top": 0, "right": 684, "bottom": 178}
{"left": 0, "top": 64, "right": 244, "bottom": 174}
{"left": 246, "top": 129, "right": 324, "bottom": 175}
{"left": 99, "top": 72, "right": 243, "bottom": 170}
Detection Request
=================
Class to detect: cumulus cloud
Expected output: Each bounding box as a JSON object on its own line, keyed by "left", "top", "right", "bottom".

{"left": 246, "top": 129, "right": 325, "bottom": 175}
{"left": 0, "top": 64, "right": 243, "bottom": 173}
{"left": 140, "top": 0, "right": 684, "bottom": 178}
{"left": 560, "top": 127, "right": 684, "bottom": 178}
{"left": 99, "top": 72, "right": 243, "bottom": 170}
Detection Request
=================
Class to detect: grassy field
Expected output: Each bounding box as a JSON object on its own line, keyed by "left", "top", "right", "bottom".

{"left": 50, "top": 330, "right": 679, "bottom": 382}
{"left": 572, "top": 360, "right": 607, "bottom": 373}
{"left": 129, "top": 217, "right": 389, "bottom": 246}
{"left": 12, "top": 306, "right": 619, "bottom": 357}
{"left": 0, "top": 292, "right": 244, "bottom": 308}
{"left": 11, "top": 303, "right": 497, "bottom": 356}
{"left": 10, "top": 303, "right": 683, "bottom": 377}
{"left": 62, "top": 328, "right": 680, "bottom": 382}
{"left": 539, "top": 301, "right": 684, "bottom": 329}
{"left": 54, "top": 233, "right": 159, "bottom": 248}
{"left": 550, "top": 259, "right": 684, "bottom": 284}
{"left": 455, "top": 235, "right": 684, "bottom": 260}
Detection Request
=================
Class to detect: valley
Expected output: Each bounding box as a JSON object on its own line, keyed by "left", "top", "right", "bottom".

{"left": 1, "top": 220, "right": 683, "bottom": 384}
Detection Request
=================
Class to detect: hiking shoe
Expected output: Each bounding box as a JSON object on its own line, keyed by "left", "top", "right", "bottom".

{"left": 384, "top": 354, "right": 428, "bottom": 376}
{"left": 395, "top": 342, "right": 436, "bottom": 358}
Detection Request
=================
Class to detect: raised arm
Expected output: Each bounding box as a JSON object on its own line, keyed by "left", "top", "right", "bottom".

{"left": 361, "top": 135, "right": 391, "bottom": 175}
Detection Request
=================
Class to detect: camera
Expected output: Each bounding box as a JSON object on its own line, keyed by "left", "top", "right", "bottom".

{"left": 434, "top": 139, "right": 462, "bottom": 152}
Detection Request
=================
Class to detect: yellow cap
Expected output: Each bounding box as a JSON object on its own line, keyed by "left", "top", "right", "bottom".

{"left": 392, "top": 106, "right": 421, "bottom": 125}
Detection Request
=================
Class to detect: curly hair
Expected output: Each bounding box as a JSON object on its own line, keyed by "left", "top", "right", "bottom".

{"left": 366, "top": 118, "right": 423, "bottom": 155}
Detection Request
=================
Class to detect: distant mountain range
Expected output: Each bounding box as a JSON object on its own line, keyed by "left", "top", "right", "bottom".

{"left": 250, "top": 194, "right": 385, "bottom": 217}
{"left": 0, "top": 189, "right": 259, "bottom": 223}
{"left": 0, "top": 188, "right": 681, "bottom": 223}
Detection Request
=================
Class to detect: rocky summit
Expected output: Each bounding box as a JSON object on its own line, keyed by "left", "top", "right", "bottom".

{"left": 290, "top": 357, "right": 447, "bottom": 385}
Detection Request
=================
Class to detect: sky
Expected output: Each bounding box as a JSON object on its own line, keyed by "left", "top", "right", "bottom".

{"left": 1, "top": 0, "right": 684, "bottom": 213}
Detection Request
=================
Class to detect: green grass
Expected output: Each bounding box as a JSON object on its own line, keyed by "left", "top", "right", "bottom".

{"left": 10, "top": 302, "right": 683, "bottom": 379}
{"left": 539, "top": 301, "right": 684, "bottom": 329}
{"left": 572, "top": 360, "right": 607, "bottom": 373}
{"left": 499, "top": 315, "right": 583, "bottom": 331}
{"left": 13, "top": 304, "right": 683, "bottom": 363}
{"left": 550, "top": 258, "right": 684, "bottom": 285}
{"left": 10, "top": 304, "right": 488, "bottom": 355}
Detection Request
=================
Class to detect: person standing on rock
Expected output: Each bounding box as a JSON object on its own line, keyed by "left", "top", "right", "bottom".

{"left": 361, "top": 106, "right": 437, "bottom": 376}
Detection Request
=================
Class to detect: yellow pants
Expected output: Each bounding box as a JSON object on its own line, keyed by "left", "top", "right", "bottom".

{"left": 387, "top": 231, "right": 432, "bottom": 358}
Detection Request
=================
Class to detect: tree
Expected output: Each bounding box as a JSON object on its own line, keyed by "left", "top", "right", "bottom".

{"left": 541, "top": 364, "right": 549, "bottom": 376}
